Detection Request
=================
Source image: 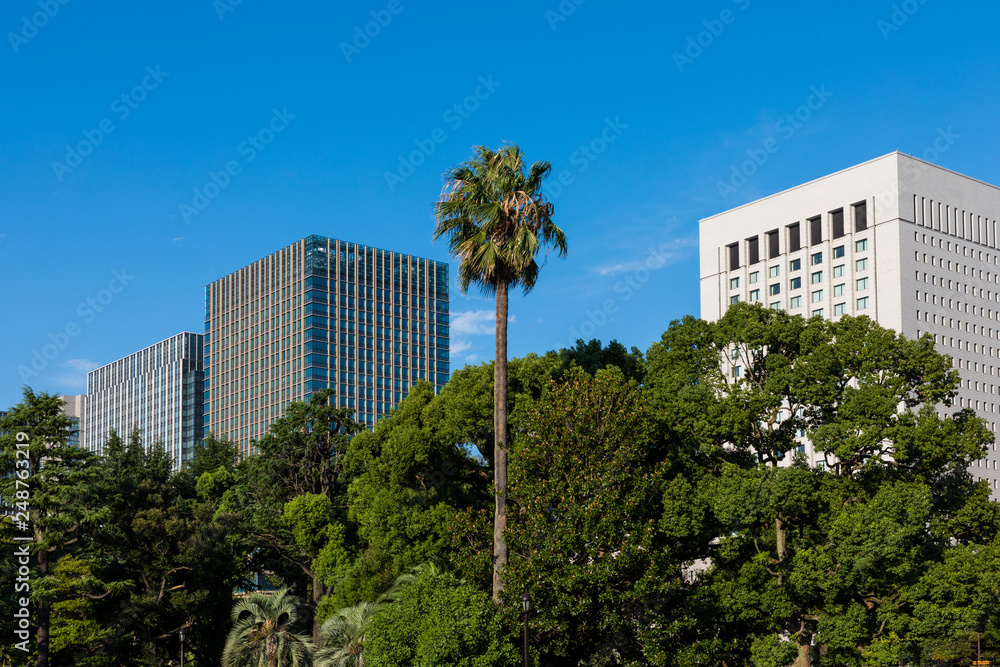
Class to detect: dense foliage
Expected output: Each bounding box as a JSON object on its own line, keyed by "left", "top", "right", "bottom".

{"left": 2, "top": 315, "right": 999, "bottom": 666}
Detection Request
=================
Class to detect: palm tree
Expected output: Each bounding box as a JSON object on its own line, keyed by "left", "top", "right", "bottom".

{"left": 313, "top": 601, "right": 382, "bottom": 667}
{"left": 221, "top": 587, "right": 314, "bottom": 667}
{"left": 434, "top": 144, "right": 567, "bottom": 600}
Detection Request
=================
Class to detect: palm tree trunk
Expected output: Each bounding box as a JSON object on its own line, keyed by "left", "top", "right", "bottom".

{"left": 492, "top": 282, "right": 509, "bottom": 602}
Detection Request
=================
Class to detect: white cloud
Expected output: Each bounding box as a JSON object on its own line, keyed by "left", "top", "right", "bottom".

{"left": 450, "top": 339, "right": 473, "bottom": 356}
{"left": 594, "top": 237, "right": 695, "bottom": 276}
{"left": 63, "top": 358, "right": 99, "bottom": 373}
{"left": 172, "top": 236, "right": 185, "bottom": 242}
{"left": 451, "top": 310, "right": 497, "bottom": 335}
{"left": 465, "top": 354, "right": 479, "bottom": 363}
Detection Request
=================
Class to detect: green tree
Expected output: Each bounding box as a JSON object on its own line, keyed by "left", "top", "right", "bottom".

{"left": 225, "top": 389, "right": 363, "bottom": 646}
{"left": 222, "top": 586, "right": 314, "bottom": 667}
{"left": 0, "top": 389, "right": 109, "bottom": 667}
{"left": 314, "top": 601, "right": 383, "bottom": 667}
{"left": 505, "top": 367, "right": 700, "bottom": 666}
{"left": 645, "top": 303, "right": 1000, "bottom": 666}
{"left": 330, "top": 381, "right": 489, "bottom": 610}
{"left": 434, "top": 144, "right": 568, "bottom": 599}
{"left": 90, "top": 426, "right": 243, "bottom": 665}
{"left": 364, "top": 569, "right": 515, "bottom": 667}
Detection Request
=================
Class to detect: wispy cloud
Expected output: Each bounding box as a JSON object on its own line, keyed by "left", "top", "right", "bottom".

{"left": 53, "top": 358, "right": 99, "bottom": 390}
{"left": 63, "top": 358, "right": 99, "bottom": 373}
{"left": 593, "top": 237, "right": 696, "bottom": 276}
{"left": 451, "top": 310, "right": 497, "bottom": 335}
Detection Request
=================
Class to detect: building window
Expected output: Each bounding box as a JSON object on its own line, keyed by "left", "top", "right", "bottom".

{"left": 733, "top": 365, "right": 742, "bottom": 378}
{"left": 749, "top": 271, "right": 759, "bottom": 284}
{"left": 769, "top": 265, "right": 780, "bottom": 278}
{"left": 855, "top": 238, "right": 868, "bottom": 252}
{"left": 834, "top": 303, "right": 846, "bottom": 315}
{"left": 767, "top": 229, "right": 780, "bottom": 258}
{"left": 811, "top": 252, "right": 823, "bottom": 265}
{"left": 833, "top": 264, "right": 845, "bottom": 278}
{"left": 730, "top": 277, "right": 740, "bottom": 289}
{"left": 790, "top": 277, "right": 802, "bottom": 290}
{"left": 790, "top": 258, "right": 801, "bottom": 271}
{"left": 833, "top": 245, "right": 845, "bottom": 259}
{"left": 790, "top": 296, "right": 802, "bottom": 308}
{"left": 748, "top": 236, "right": 760, "bottom": 264}
{"left": 854, "top": 201, "right": 868, "bottom": 231}
{"left": 811, "top": 271, "right": 823, "bottom": 284}
{"left": 834, "top": 283, "right": 845, "bottom": 297}
{"left": 831, "top": 208, "right": 845, "bottom": 239}
{"left": 770, "top": 301, "right": 781, "bottom": 310}
{"left": 728, "top": 244, "right": 740, "bottom": 270}
{"left": 856, "top": 277, "right": 869, "bottom": 291}
{"left": 812, "top": 289, "right": 824, "bottom": 303}
{"left": 788, "top": 223, "right": 801, "bottom": 252}
{"left": 812, "top": 308, "right": 824, "bottom": 317}
{"left": 769, "top": 284, "right": 780, "bottom": 296}
{"left": 856, "top": 258, "right": 869, "bottom": 271}
{"left": 730, "top": 295, "right": 741, "bottom": 305}
{"left": 750, "top": 289, "right": 760, "bottom": 302}
{"left": 809, "top": 216, "right": 822, "bottom": 245}
{"left": 857, "top": 296, "right": 870, "bottom": 310}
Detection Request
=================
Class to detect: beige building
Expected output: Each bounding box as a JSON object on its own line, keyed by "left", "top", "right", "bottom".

{"left": 701, "top": 151, "right": 1000, "bottom": 497}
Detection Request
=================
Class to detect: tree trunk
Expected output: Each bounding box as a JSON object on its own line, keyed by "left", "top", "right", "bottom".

{"left": 312, "top": 575, "right": 324, "bottom": 648}
{"left": 35, "top": 533, "right": 49, "bottom": 667}
{"left": 492, "top": 282, "right": 510, "bottom": 602}
{"left": 794, "top": 632, "right": 811, "bottom": 667}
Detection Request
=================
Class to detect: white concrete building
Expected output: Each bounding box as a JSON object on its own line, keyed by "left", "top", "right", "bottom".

{"left": 700, "top": 151, "right": 1000, "bottom": 497}
{"left": 60, "top": 394, "right": 86, "bottom": 449}
{"left": 84, "top": 332, "right": 204, "bottom": 469}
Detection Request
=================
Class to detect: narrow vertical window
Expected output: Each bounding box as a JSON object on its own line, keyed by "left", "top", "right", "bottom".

{"left": 854, "top": 201, "right": 868, "bottom": 231}
{"left": 788, "top": 223, "right": 801, "bottom": 252}
{"left": 728, "top": 243, "right": 740, "bottom": 270}
{"left": 809, "top": 216, "right": 823, "bottom": 245}
{"left": 767, "top": 229, "right": 780, "bottom": 258}
{"left": 747, "top": 236, "right": 760, "bottom": 265}
{"left": 831, "top": 208, "right": 845, "bottom": 239}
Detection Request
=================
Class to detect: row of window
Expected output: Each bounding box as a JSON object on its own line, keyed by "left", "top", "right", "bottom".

{"left": 729, "top": 241, "right": 869, "bottom": 289}
{"left": 726, "top": 204, "right": 868, "bottom": 270}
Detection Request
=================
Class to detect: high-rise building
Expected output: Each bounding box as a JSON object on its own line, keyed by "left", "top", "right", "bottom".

{"left": 203, "top": 235, "right": 450, "bottom": 455}
{"left": 700, "top": 151, "right": 1000, "bottom": 497}
{"left": 60, "top": 394, "right": 86, "bottom": 448}
{"left": 84, "top": 332, "right": 204, "bottom": 468}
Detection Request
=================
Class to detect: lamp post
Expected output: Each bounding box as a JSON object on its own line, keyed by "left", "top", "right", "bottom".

{"left": 179, "top": 627, "right": 185, "bottom": 667}
{"left": 521, "top": 592, "right": 531, "bottom": 667}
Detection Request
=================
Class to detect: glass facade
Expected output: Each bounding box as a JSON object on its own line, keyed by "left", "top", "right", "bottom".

{"left": 203, "top": 236, "right": 450, "bottom": 455}
{"left": 84, "top": 333, "right": 204, "bottom": 469}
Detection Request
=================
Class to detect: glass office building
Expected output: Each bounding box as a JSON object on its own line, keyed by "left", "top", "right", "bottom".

{"left": 204, "top": 235, "right": 450, "bottom": 455}
{"left": 84, "top": 332, "right": 205, "bottom": 469}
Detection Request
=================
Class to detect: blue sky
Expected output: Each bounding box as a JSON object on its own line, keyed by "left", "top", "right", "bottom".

{"left": 3, "top": 0, "right": 1000, "bottom": 409}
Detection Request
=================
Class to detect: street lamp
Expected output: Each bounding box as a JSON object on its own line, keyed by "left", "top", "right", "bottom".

{"left": 179, "top": 627, "right": 185, "bottom": 667}
{"left": 521, "top": 592, "right": 531, "bottom": 667}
